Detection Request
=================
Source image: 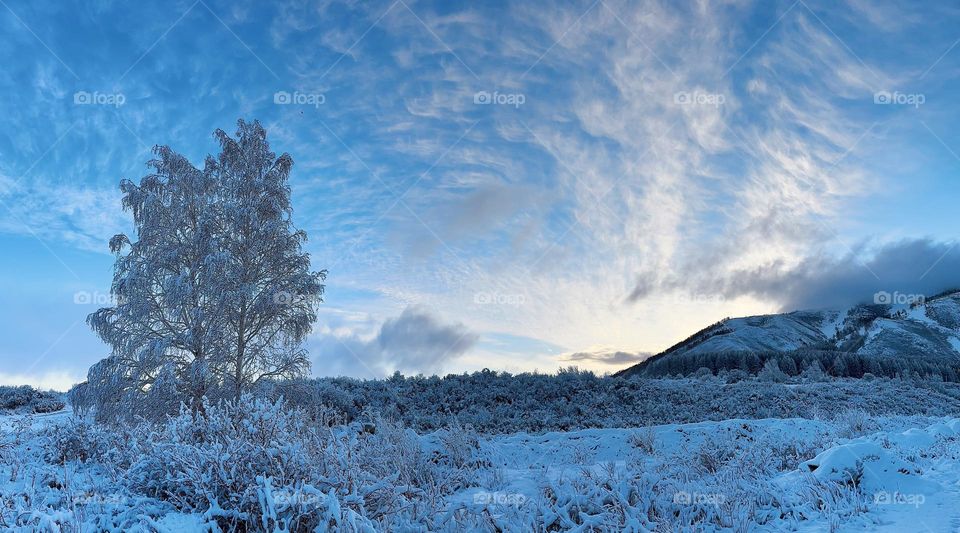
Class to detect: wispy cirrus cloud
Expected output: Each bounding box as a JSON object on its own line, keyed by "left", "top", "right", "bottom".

{"left": 2, "top": 0, "right": 960, "bottom": 383}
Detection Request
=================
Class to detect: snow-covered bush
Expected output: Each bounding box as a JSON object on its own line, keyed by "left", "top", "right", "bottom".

{"left": 692, "top": 366, "right": 715, "bottom": 379}
{"left": 0, "top": 386, "right": 36, "bottom": 410}
{"left": 259, "top": 377, "right": 358, "bottom": 423}
{"left": 260, "top": 372, "right": 960, "bottom": 434}
{"left": 437, "top": 419, "right": 481, "bottom": 471}
{"left": 759, "top": 359, "right": 789, "bottom": 382}
{"left": 127, "top": 395, "right": 324, "bottom": 529}
{"left": 64, "top": 367, "right": 960, "bottom": 435}
{"left": 0, "top": 385, "right": 64, "bottom": 414}
{"left": 628, "top": 427, "right": 657, "bottom": 455}
{"left": 32, "top": 396, "right": 66, "bottom": 414}
{"left": 834, "top": 408, "right": 880, "bottom": 439}
{"left": 42, "top": 417, "right": 121, "bottom": 464}
{"left": 799, "top": 475, "right": 871, "bottom": 531}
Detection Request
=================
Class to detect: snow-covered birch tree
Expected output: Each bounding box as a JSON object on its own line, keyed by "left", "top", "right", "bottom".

{"left": 210, "top": 120, "right": 325, "bottom": 401}
{"left": 86, "top": 120, "right": 325, "bottom": 415}
{"left": 87, "top": 145, "right": 226, "bottom": 413}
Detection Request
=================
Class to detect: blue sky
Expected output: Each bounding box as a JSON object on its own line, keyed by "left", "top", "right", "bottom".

{"left": 2, "top": 0, "right": 960, "bottom": 389}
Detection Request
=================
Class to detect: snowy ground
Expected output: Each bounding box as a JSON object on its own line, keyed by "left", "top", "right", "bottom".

{"left": 469, "top": 418, "right": 960, "bottom": 532}
{"left": 0, "top": 406, "right": 72, "bottom": 433}
{"left": 2, "top": 407, "right": 959, "bottom": 531}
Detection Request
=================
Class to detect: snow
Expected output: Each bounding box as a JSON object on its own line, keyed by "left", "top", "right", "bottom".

{"left": 4, "top": 402, "right": 959, "bottom": 531}
{"left": 681, "top": 312, "right": 831, "bottom": 355}
{"left": 820, "top": 308, "right": 849, "bottom": 340}
{"left": 906, "top": 303, "right": 936, "bottom": 326}
{"left": 0, "top": 406, "right": 72, "bottom": 432}
{"left": 788, "top": 418, "right": 960, "bottom": 532}
{"left": 949, "top": 336, "right": 960, "bottom": 353}
{"left": 800, "top": 440, "right": 939, "bottom": 494}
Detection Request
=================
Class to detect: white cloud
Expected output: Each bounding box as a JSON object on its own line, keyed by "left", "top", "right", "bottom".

{"left": 0, "top": 370, "right": 81, "bottom": 392}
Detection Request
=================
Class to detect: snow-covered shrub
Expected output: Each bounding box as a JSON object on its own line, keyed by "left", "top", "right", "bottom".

{"left": 759, "top": 359, "right": 789, "bottom": 382}
{"left": 0, "top": 385, "right": 64, "bottom": 414}
{"left": 834, "top": 408, "right": 879, "bottom": 439}
{"left": 723, "top": 369, "right": 750, "bottom": 383}
{"left": 127, "top": 395, "right": 325, "bottom": 530}
{"left": 628, "top": 427, "right": 657, "bottom": 455}
{"left": 253, "top": 476, "right": 373, "bottom": 533}
{"left": 437, "top": 419, "right": 481, "bottom": 470}
{"left": 2, "top": 419, "right": 174, "bottom": 532}
{"left": 261, "top": 377, "right": 358, "bottom": 423}
{"left": 32, "top": 396, "right": 65, "bottom": 414}
{"left": 264, "top": 373, "right": 960, "bottom": 434}
{"left": 0, "top": 386, "right": 36, "bottom": 410}
{"left": 692, "top": 366, "right": 715, "bottom": 379}
{"left": 41, "top": 417, "right": 123, "bottom": 464}
{"left": 799, "top": 475, "right": 870, "bottom": 531}
{"left": 801, "top": 359, "right": 829, "bottom": 382}
{"left": 538, "top": 463, "right": 660, "bottom": 531}
{"left": 647, "top": 421, "right": 841, "bottom": 530}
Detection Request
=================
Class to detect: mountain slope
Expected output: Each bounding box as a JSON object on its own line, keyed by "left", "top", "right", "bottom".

{"left": 618, "top": 291, "right": 960, "bottom": 377}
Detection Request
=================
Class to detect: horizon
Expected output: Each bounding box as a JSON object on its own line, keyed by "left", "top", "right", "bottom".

{"left": 3, "top": 0, "right": 960, "bottom": 390}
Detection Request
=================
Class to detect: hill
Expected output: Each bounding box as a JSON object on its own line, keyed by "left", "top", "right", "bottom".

{"left": 617, "top": 290, "right": 960, "bottom": 379}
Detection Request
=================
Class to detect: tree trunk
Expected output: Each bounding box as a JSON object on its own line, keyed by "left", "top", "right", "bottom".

{"left": 234, "top": 311, "right": 247, "bottom": 403}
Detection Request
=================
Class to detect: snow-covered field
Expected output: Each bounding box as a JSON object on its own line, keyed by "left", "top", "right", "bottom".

{"left": 2, "top": 399, "right": 959, "bottom": 531}
{"left": 465, "top": 417, "right": 960, "bottom": 532}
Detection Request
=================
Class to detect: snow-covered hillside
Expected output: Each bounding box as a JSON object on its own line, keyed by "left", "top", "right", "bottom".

{"left": 622, "top": 291, "right": 960, "bottom": 377}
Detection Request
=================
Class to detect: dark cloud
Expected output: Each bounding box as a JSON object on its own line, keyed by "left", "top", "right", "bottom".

{"left": 727, "top": 238, "right": 960, "bottom": 311}
{"left": 624, "top": 238, "right": 960, "bottom": 312}
{"left": 377, "top": 306, "right": 479, "bottom": 371}
{"left": 676, "top": 238, "right": 960, "bottom": 311}
{"left": 562, "top": 350, "right": 652, "bottom": 365}
{"left": 625, "top": 276, "right": 656, "bottom": 303}
{"left": 311, "top": 306, "right": 478, "bottom": 377}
